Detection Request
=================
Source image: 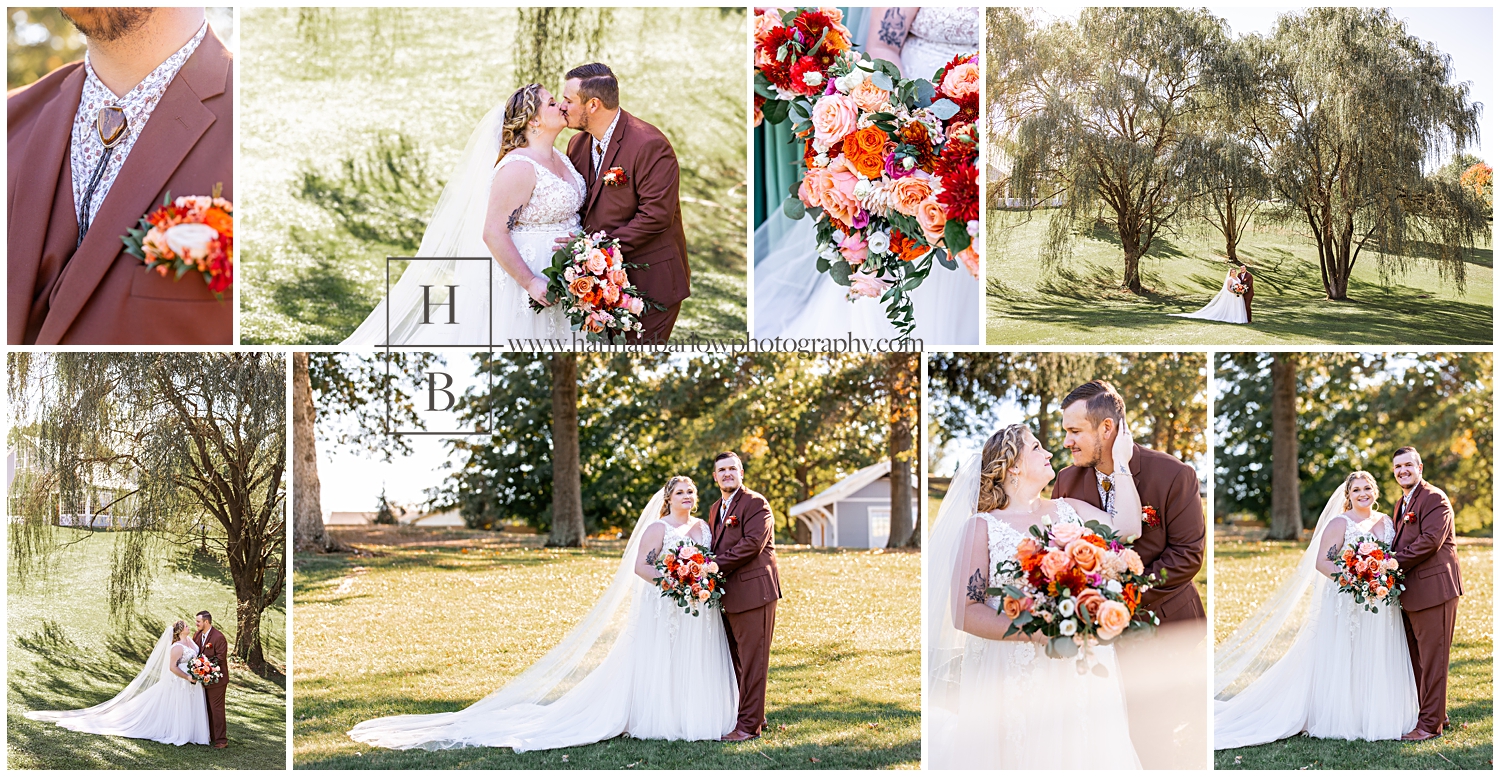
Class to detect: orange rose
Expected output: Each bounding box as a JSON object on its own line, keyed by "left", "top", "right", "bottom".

{"left": 844, "top": 126, "right": 888, "bottom": 178}
{"left": 915, "top": 198, "right": 947, "bottom": 244}
{"left": 1039, "top": 549, "right": 1072, "bottom": 580}
{"left": 1075, "top": 588, "right": 1106, "bottom": 619}
{"left": 1096, "top": 600, "right": 1131, "bottom": 640}
{"left": 1066, "top": 539, "right": 1103, "bottom": 573}
{"left": 889, "top": 176, "right": 934, "bottom": 217}
{"left": 568, "top": 276, "right": 595, "bottom": 297}
{"left": 204, "top": 208, "right": 234, "bottom": 238}
{"left": 849, "top": 78, "right": 890, "bottom": 113}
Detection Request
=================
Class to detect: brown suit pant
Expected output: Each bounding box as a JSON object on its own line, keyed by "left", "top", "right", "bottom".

{"left": 626, "top": 301, "right": 681, "bottom": 345}
{"left": 1404, "top": 597, "right": 1457, "bottom": 734}
{"left": 1244, "top": 293, "right": 1253, "bottom": 323}
{"left": 206, "top": 679, "right": 228, "bottom": 745}
{"left": 723, "top": 599, "right": 776, "bottom": 735}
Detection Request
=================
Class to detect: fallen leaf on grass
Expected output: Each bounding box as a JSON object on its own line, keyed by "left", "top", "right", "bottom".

{"left": 810, "top": 757, "right": 820, "bottom": 763}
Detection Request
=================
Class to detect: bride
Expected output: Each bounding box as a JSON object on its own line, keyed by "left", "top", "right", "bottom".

{"left": 1171, "top": 266, "right": 1248, "bottom": 324}
{"left": 1214, "top": 471, "right": 1418, "bottom": 748}
{"left": 342, "top": 84, "right": 582, "bottom": 346}
{"left": 928, "top": 421, "right": 1144, "bottom": 769}
{"left": 349, "top": 476, "right": 737, "bottom": 751}
{"left": 26, "top": 620, "right": 209, "bottom": 746}
{"left": 755, "top": 6, "right": 980, "bottom": 344}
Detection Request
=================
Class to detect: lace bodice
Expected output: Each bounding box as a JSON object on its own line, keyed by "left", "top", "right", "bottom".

{"left": 493, "top": 150, "right": 585, "bottom": 233}
{"left": 660, "top": 519, "right": 711, "bottom": 553}
{"left": 976, "top": 502, "right": 1086, "bottom": 609}
{"left": 909, "top": 7, "right": 980, "bottom": 47}
{"left": 1342, "top": 513, "right": 1395, "bottom": 545}
{"left": 173, "top": 640, "right": 200, "bottom": 676}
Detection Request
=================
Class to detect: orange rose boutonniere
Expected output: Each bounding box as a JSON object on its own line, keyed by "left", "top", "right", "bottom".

{"left": 725, "top": 515, "right": 739, "bottom": 528}
{"left": 1142, "top": 505, "right": 1160, "bottom": 528}
{"left": 603, "top": 166, "right": 628, "bottom": 186}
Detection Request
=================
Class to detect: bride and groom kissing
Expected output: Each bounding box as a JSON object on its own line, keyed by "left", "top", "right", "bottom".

{"left": 929, "top": 380, "right": 1207, "bottom": 769}
{"left": 27, "top": 611, "right": 231, "bottom": 748}
{"left": 349, "top": 452, "right": 781, "bottom": 751}
{"left": 1216, "top": 448, "right": 1463, "bottom": 747}
{"left": 342, "top": 62, "right": 691, "bottom": 347}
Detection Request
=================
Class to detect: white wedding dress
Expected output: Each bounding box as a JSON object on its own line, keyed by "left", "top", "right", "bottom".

{"left": 1215, "top": 490, "right": 1418, "bottom": 749}
{"left": 927, "top": 457, "right": 1141, "bottom": 769}
{"left": 26, "top": 627, "right": 209, "bottom": 746}
{"left": 341, "top": 105, "right": 580, "bottom": 346}
{"left": 1171, "top": 270, "right": 1248, "bottom": 324}
{"left": 348, "top": 492, "right": 737, "bottom": 751}
{"left": 754, "top": 7, "right": 980, "bottom": 345}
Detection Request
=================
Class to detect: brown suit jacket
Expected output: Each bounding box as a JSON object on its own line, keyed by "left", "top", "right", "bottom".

{"left": 1240, "top": 271, "right": 1254, "bottom": 315}
{"left": 1053, "top": 444, "right": 1206, "bottom": 622}
{"left": 1392, "top": 480, "right": 1463, "bottom": 612}
{"left": 8, "top": 31, "right": 234, "bottom": 345}
{"left": 196, "top": 625, "right": 230, "bottom": 682}
{"left": 707, "top": 487, "right": 782, "bottom": 614}
{"left": 565, "top": 111, "right": 690, "bottom": 308}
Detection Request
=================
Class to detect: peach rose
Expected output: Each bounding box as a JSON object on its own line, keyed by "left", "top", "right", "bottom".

{"left": 915, "top": 198, "right": 947, "bottom": 244}
{"left": 1050, "top": 522, "right": 1086, "bottom": 549}
{"left": 753, "top": 10, "right": 782, "bottom": 44}
{"left": 1039, "top": 549, "right": 1072, "bottom": 580}
{"left": 1066, "top": 539, "right": 1103, "bottom": 573}
{"left": 839, "top": 232, "right": 868, "bottom": 266}
{"left": 798, "top": 166, "right": 836, "bottom": 210}
{"left": 811, "top": 94, "right": 858, "bottom": 146}
{"left": 820, "top": 156, "right": 863, "bottom": 225}
{"left": 1001, "top": 596, "right": 1026, "bottom": 619}
{"left": 1075, "top": 588, "right": 1106, "bottom": 619}
{"left": 1096, "top": 600, "right": 1131, "bottom": 640}
{"left": 607, "top": 268, "right": 628, "bottom": 286}
{"left": 849, "top": 78, "right": 890, "bottom": 112}
{"left": 889, "top": 175, "right": 934, "bottom": 217}
{"left": 956, "top": 244, "right": 979, "bottom": 279}
{"left": 586, "top": 248, "right": 609, "bottom": 275}
{"left": 698, "top": 588, "right": 712, "bottom": 601}
{"left": 940, "top": 60, "right": 980, "bottom": 101}
{"left": 626, "top": 295, "right": 645, "bottom": 316}
{"left": 1120, "top": 548, "right": 1145, "bottom": 576}
{"left": 601, "top": 282, "right": 621, "bottom": 306}
{"left": 1373, "top": 586, "right": 1388, "bottom": 598}
{"left": 847, "top": 269, "right": 891, "bottom": 299}
{"left": 1015, "top": 537, "right": 1043, "bottom": 564}
{"left": 584, "top": 313, "right": 606, "bottom": 333}
{"left": 568, "top": 276, "right": 595, "bottom": 296}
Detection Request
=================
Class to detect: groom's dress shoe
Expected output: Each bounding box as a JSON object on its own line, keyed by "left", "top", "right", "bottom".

{"left": 213, "top": 743, "right": 227, "bottom": 749}
{"left": 721, "top": 730, "right": 758, "bottom": 742}
{"left": 1401, "top": 728, "right": 1437, "bottom": 742}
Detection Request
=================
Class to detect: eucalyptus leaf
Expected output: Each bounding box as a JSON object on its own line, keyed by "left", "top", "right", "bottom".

{"left": 782, "top": 196, "right": 806, "bottom": 220}
{"left": 828, "top": 260, "right": 853, "bottom": 286}
{"left": 929, "top": 97, "right": 960, "bottom": 120}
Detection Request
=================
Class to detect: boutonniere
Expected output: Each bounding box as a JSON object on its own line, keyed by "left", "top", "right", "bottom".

{"left": 725, "top": 515, "right": 739, "bottom": 527}
{"left": 602, "top": 166, "right": 628, "bottom": 186}
{"left": 122, "top": 185, "right": 234, "bottom": 300}
{"left": 1403, "top": 512, "right": 1416, "bottom": 524}
{"left": 1141, "top": 505, "right": 1160, "bottom": 528}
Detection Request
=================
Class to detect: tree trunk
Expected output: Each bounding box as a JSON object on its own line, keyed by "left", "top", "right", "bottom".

{"left": 234, "top": 592, "right": 266, "bottom": 672}
{"left": 1121, "top": 236, "right": 1144, "bottom": 294}
{"left": 292, "top": 353, "right": 341, "bottom": 553}
{"left": 1268, "top": 354, "right": 1302, "bottom": 540}
{"left": 885, "top": 354, "right": 915, "bottom": 548}
{"left": 1223, "top": 191, "right": 1239, "bottom": 262}
{"left": 905, "top": 512, "right": 922, "bottom": 549}
{"left": 547, "top": 354, "right": 585, "bottom": 548}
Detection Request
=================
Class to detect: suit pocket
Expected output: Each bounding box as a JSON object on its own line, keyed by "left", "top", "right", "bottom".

{"left": 129, "top": 257, "right": 222, "bottom": 302}
{"left": 1418, "top": 564, "right": 1454, "bottom": 580}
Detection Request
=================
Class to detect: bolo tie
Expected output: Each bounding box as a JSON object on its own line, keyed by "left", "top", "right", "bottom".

{"left": 77, "top": 104, "right": 128, "bottom": 247}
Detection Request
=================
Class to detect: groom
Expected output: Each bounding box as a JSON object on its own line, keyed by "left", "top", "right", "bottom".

{"left": 1052, "top": 380, "right": 1206, "bottom": 768}
{"left": 1236, "top": 264, "right": 1255, "bottom": 323}
{"left": 560, "top": 63, "right": 691, "bottom": 344}
{"left": 195, "top": 611, "right": 229, "bottom": 748}
{"left": 706, "top": 452, "right": 782, "bottom": 742}
{"left": 7, "top": 7, "right": 233, "bottom": 345}
{"left": 1390, "top": 447, "right": 1462, "bottom": 742}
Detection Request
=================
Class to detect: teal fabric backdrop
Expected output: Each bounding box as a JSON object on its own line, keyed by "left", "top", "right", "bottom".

{"left": 753, "top": 7, "right": 870, "bottom": 228}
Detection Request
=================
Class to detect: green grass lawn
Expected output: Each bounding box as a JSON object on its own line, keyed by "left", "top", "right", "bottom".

{"left": 239, "top": 8, "right": 747, "bottom": 345}
{"left": 8, "top": 528, "right": 287, "bottom": 769}
{"left": 292, "top": 527, "right": 918, "bottom": 769}
{"left": 1214, "top": 536, "right": 1492, "bottom": 769}
{"left": 986, "top": 211, "right": 1492, "bottom": 345}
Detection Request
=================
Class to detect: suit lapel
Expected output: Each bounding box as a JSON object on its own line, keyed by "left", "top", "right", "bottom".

{"left": 712, "top": 489, "right": 740, "bottom": 550}
{"left": 8, "top": 66, "right": 85, "bottom": 343}
{"left": 1394, "top": 482, "right": 1423, "bottom": 546}
{"left": 36, "top": 33, "right": 229, "bottom": 344}
{"left": 583, "top": 110, "right": 629, "bottom": 216}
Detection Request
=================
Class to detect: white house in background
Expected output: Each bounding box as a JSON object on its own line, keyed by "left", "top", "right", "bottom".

{"left": 322, "top": 506, "right": 465, "bottom": 528}
{"left": 407, "top": 509, "right": 464, "bottom": 527}
{"left": 790, "top": 460, "right": 919, "bottom": 549}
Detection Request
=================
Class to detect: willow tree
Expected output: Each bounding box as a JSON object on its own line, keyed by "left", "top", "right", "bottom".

{"left": 997, "top": 8, "right": 1228, "bottom": 293}
{"left": 8, "top": 353, "right": 285, "bottom": 673}
{"left": 1245, "top": 8, "right": 1485, "bottom": 300}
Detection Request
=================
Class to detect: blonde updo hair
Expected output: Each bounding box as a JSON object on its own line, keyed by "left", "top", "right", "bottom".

{"left": 976, "top": 424, "right": 1030, "bottom": 512}
{"left": 171, "top": 619, "right": 188, "bottom": 642}
{"left": 660, "top": 475, "right": 699, "bottom": 517}
{"left": 498, "top": 83, "right": 545, "bottom": 163}
{"left": 1342, "top": 470, "right": 1380, "bottom": 511}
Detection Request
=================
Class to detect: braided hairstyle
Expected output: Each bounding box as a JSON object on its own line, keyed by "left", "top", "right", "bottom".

{"left": 1341, "top": 470, "right": 1380, "bottom": 512}
{"left": 171, "top": 619, "right": 188, "bottom": 642}
{"left": 497, "top": 83, "right": 545, "bottom": 163}
{"left": 659, "top": 475, "right": 699, "bottom": 517}
{"left": 976, "top": 424, "right": 1030, "bottom": 512}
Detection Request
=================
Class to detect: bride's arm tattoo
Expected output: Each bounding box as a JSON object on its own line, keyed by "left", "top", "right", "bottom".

{"left": 966, "top": 569, "right": 987, "bottom": 603}
{"left": 506, "top": 204, "right": 523, "bottom": 231}
{"left": 878, "top": 8, "right": 908, "bottom": 48}
{"left": 645, "top": 548, "right": 659, "bottom": 567}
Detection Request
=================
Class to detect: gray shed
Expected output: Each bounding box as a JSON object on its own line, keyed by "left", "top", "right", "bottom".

{"left": 790, "top": 460, "right": 919, "bottom": 548}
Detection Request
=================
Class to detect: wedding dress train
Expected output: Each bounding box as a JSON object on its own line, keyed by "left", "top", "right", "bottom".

{"left": 348, "top": 492, "right": 737, "bottom": 751}
{"left": 1171, "top": 270, "right": 1248, "bottom": 324}
{"left": 26, "top": 627, "right": 209, "bottom": 746}
{"left": 1214, "top": 487, "right": 1419, "bottom": 748}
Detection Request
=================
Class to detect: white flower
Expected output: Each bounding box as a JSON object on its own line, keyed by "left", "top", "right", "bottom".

{"left": 853, "top": 178, "right": 873, "bottom": 198}
{"left": 866, "top": 230, "right": 891, "bottom": 255}
{"left": 817, "top": 242, "right": 840, "bottom": 262}
{"left": 1058, "top": 599, "right": 1077, "bottom": 618}
{"left": 164, "top": 223, "right": 218, "bottom": 260}
{"left": 802, "top": 70, "right": 824, "bottom": 87}
{"left": 812, "top": 138, "right": 830, "bottom": 155}
{"left": 902, "top": 156, "right": 915, "bottom": 171}
{"left": 1059, "top": 619, "right": 1077, "bottom": 636}
{"left": 1105, "top": 579, "right": 1123, "bottom": 595}
{"left": 967, "top": 220, "right": 979, "bottom": 236}
{"left": 814, "top": 152, "right": 829, "bottom": 167}
{"left": 774, "top": 86, "right": 798, "bottom": 101}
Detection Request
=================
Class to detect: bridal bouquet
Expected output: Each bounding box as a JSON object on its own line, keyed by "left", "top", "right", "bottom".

{"left": 530, "top": 231, "right": 659, "bottom": 342}
{"left": 1330, "top": 537, "right": 1404, "bottom": 613}
{"left": 1229, "top": 280, "right": 1247, "bottom": 297}
{"left": 652, "top": 541, "right": 725, "bottom": 616}
{"left": 754, "top": 7, "right": 979, "bottom": 336}
{"left": 187, "top": 654, "right": 223, "bottom": 686}
{"left": 122, "top": 185, "right": 234, "bottom": 300}
{"left": 989, "top": 519, "right": 1160, "bottom": 668}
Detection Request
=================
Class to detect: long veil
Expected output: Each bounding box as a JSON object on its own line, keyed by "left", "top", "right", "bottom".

{"left": 348, "top": 488, "right": 666, "bottom": 750}
{"left": 925, "top": 453, "right": 981, "bottom": 730}
{"left": 1213, "top": 484, "right": 1350, "bottom": 700}
{"left": 341, "top": 106, "right": 503, "bottom": 347}
{"left": 26, "top": 624, "right": 174, "bottom": 723}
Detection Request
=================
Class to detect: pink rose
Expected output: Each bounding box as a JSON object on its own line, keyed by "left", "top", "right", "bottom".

{"left": 601, "top": 282, "right": 621, "bottom": 306}
{"left": 1357, "top": 541, "right": 1377, "bottom": 556}
{"left": 1373, "top": 586, "right": 1388, "bottom": 598}
{"left": 847, "top": 269, "right": 891, "bottom": 299}
{"left": 915, "top": 197, "right": 948, "bottom": 244}
{"left": 607, "top": 268, "right": 628, "bottom": 286}
{"left": 1095, "top": 600, "right": 1131, "bottom": 640}
{"left": 798, "top": 166, "right": 834, "bottom": 209}
{"left": 940, "top": 61, "right": 980, "bottom": 101}
{"left": 697, "top": 588, "right": 712, "bottom": 602}
{"left": 838, "top": 232, "right": 868, "bottom": 266}
{"left": 586, "top": 249, "right": 609, "bottom": 276}
{"left": 849, "top": 78, "right": 890, "bottom": 113}
{"left": 705, "top": 560, "right": 719, "bottom": 574}
{"left": 1039, "top": 549, "right": 1072, "bottom": 580}
{"left": 1050, "top": 522, "right": 1086, "bottom": 549}
{"left": 1120, "top": 548, "right": 1144, "bottom": 576}
{"left": 820, "top": 156, "right": 863, "bottom": 226}
{"left": 753, "top": 10, "right": 782, "bottom": 45}
{"left": 811, "top": 94, "right": 858, "bottom": 146}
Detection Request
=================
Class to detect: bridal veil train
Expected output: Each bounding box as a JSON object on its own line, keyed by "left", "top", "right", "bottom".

{"left": 1172, "top": 270, "right": 1248, "bottom": 324}
{"left": 348, "top": 488, "right": 737, "bottom": 751}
